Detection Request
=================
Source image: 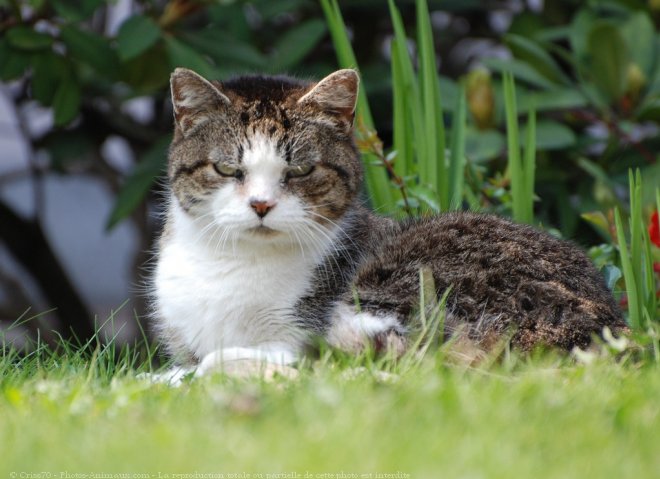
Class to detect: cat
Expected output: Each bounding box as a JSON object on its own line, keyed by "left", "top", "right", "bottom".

{"left": 152, "top": 67, "right": 626, "bottom": 375}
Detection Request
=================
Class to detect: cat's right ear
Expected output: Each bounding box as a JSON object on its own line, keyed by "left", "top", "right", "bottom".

{"left": 170, "top": 68, "right": 230, "bottom": 136}
{"left": 297, "top": 69, "right": 359, "bottom": 130}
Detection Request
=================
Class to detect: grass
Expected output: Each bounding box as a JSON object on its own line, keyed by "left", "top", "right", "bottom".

{"left": 2, "top": 1, "right": 658, "bottom": 475}
{"left": 2, "top": 336, "right": 660, "bottom": 477}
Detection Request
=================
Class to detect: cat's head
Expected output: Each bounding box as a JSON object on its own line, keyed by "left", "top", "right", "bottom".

{"left": 167, "top": 68, "right": 363, "bottom": 247}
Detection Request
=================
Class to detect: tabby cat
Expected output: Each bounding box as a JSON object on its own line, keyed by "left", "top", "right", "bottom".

{"left": 153, "top": 68, "right": 625, "bottom": 374}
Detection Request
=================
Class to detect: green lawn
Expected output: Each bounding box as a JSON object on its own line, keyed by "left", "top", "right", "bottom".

{"left": 2, "top": 340, "right": 660, "bottom": 479}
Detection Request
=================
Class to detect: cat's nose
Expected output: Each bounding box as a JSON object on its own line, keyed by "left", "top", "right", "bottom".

{"left": 250, "top": 199, "right": 276, "bottom": 218}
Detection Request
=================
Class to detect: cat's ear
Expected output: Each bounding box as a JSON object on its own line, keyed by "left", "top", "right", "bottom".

{"left": 170, "top": 68, "right": 230, "bottom": 136}
{"left": 298, "top": 69, "right": 359, "bottom": 127}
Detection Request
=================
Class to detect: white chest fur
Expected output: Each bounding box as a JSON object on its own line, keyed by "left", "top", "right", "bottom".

{"left": 154, "top": 203, "right": 327, "bottom": 361}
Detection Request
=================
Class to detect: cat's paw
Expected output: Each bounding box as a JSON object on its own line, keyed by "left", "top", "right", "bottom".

{"left": 201, "top": 358, "right": 299, "bottom": 380}
{"left": 138, "top": 366, "right": 194, "bottom": 386}
{"left": 326, "top": 302, "right": 407, "bottom": 357}
{"left": 195, "top": 347, "right": 299, "bottom": 380}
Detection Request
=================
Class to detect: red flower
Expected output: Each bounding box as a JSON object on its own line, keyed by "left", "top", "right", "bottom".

{"left": 650, "top": 210, "right": 660, "bottom": 247}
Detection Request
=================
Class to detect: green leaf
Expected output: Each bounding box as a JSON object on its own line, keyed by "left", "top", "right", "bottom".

{"left": 117, "top": 15, "right": 161, "bottom": 61}
{"left": 602, "top": 265, "right": 622, "bottom": 291}
{"left": 30, "top": 52, "right": 69, "bottom": 106}
{"left": 52, "top": 77, "right": 81, "bottom": 126}
{"left": 269, "top": 19, "right": 327, "bottom": 72}
{"left": 164, "top": 36, "right": 216, "bottom": 79}
{"left": 0, "top": 39, "right": 31, "bottom": 80}
{"left": 581, "top": 211, "right": 611, "bottom": 237}
{"left": 505, "top": 33, "right": 569, "bottom": 86}
{"left": 408, "top": 185, "right": 441, "bottom": 213}
{"left": 577, "top": 157, "right": 616, "bottom": 187}
{"left": 120, "top": 43, "right": 170, "bottom": 94}
{"left": 107, "top": 136, "right": 171, "bottom": 230}
{"left": 52, "top": 0, "right": 104, "bottom": 21}
{"left": 484, "top": 58, "right": 558, "bottom": 90}
{"left": 587, "top": 22, "right": 629, "bottom": 103}
{"left": 465, "top": 128, "right": 505, "bottom": 162}
{"left": 534, "top": 25, "right": 571, "bottom": 43}
{"left": 179, "top": 30, "right": 266, "bottom": 70}
{"left": 41, "top": 130, "right": 95, "bottom": 170}
{"left": 569, "top": 9, "right": 596, "bottom": 63}
{"left": 60, "top": 25, "right": 118, "bottom": 78}
{"left": 517, "top": 88, "right": 588, "bottom": 112}
{"left": 258, "top": 0, "right": 307, "bottom": 19}
{"left": 439, "top": 75, "right": 459, "bottom": 111}
{"left": 207, "top": 3, "right": 251, "bottom": 41}
{"left": 637, "top": 96, "right": 660, "bottom": 121}
{"left": 639, "top": 162, "right": 660, "bottom": 206}
{"left": 524, "top": 120, "right": 575, "bottom": 150}
{"left": 620, "top": 11, "right": 656, "bottom": 79}
{"left": 6, "top": 26, "right": 53, "bottom": 50}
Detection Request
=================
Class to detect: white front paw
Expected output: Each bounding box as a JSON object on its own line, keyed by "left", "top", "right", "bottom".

{"left": 138, "top": 366, "right": 194, "bottom": 386}
{"left": 195, "top": 347, "right": 299, "bottom": 379}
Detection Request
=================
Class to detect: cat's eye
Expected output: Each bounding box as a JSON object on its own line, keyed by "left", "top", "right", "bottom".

{"left": 214, "top": 163, "right": 244, "bottom": 179}
{"left": 286, "top": 164, "right": 315, "bottom": 179}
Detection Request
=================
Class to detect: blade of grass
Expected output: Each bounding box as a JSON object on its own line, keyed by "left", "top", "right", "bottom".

{"left": 629, "top": 170, "right": 643, "bottom": 299}
{"left": 641, "top": 184, "right": 659, "bottom": 324}
{"left": 388, "top": 0, "right": 425, "bottom": 192}
{"left": 319, "top": 0, "right": 369, "bottom": 124}
{"left": 391, "top": 39, "right": 412, "bottom": 181}
{"left": 503, "top": 72, "right": 522, "bottom": 222}
{"left": 615, "top": 206, "right": 641, "bottom": 329}
{"left": 642, "top": 227, "right": 656, "bottom": 326}
{"left": 320, "top": 0, "right": 394, "bottom": 211}
{"left": 503, "top": 71, "right": 536, "bottom": 224}
{"left": 416, "top": 0, "right": 445, "bottom": 208}
{"left": 448, "top": 82, "right": 466, "bottom": 210}
{"left": 522, "top": 105, "right": 536, "bottom": 223}
{"left": 627, "top": 169, "right": 658, "bottom": 325}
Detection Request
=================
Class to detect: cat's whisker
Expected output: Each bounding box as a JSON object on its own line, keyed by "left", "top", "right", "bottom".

{"left": 200, "top": 222, "right": 223, "bottom": 250}
{"left": 300, "top": 218, "right": 351, "bottom": 264}
{"left": 298, "top": 227, "right": 337, "bottom": 280}
{"left": 215, "top": 224, "right": 236, "bottom": 256}
{"left": 230, "top": 226, "right": 239, "bottom": 257}
{"left": 303, "top": 208, "right": 361, "bottom": 253}
{"left": 298, "top": 220, "right": 351, "bottom": 285}
{"left": 224, "top": 226, "right": 238, "bottom": 256}
{"left": 289, "top": 228, "right": 306, "bottom": 261}
{"left": 186, "top": 210, "right": 225, "bottom": 250}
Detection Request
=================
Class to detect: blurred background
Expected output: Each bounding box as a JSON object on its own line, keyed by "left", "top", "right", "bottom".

{"left": 1, "top": 0, "right": 659, "bottom": 346}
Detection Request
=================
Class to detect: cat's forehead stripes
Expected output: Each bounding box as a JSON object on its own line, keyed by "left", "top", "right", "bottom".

{"left": 236, "top": 105, "right": 293, "bottom": 143}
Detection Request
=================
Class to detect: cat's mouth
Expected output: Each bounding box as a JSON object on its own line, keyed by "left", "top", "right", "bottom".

{"left": 246, "top": 225, "right": 281, "bottom": 237}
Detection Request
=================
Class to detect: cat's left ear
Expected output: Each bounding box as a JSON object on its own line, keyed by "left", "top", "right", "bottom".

{"left": 298, "top": 69, "right": 359, "bottom": 127}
